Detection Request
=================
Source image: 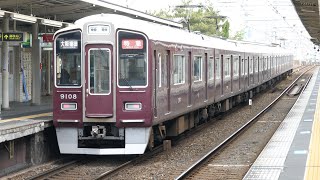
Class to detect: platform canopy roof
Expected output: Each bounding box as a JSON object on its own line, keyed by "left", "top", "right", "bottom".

{"left": 292, "top": 0, "right": 320, "bottom": 45}
{"left": 0, "top": 0, "right": 182, "bottom": 28}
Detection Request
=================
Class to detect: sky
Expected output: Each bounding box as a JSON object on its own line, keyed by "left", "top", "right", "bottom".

{"left": 103, "top": 0, "right": 316, "bottom": 61}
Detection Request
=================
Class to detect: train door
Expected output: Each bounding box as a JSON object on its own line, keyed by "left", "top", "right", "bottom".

{"left": 205, "top": 53, "right": 208, "bottom": 100}
{"left": 245, "top": 56, "right": 251, "bottom": 87}
{"left": 230, "top": 55, "right": 233, "bottom": 92}
{"left": 154, "top": 50, "right": 158, "bottom": 117}
{"left": 166, "top": 50, "right": 171, "bottom": 113}
{"left": 188, "top": 51, "right": 192, "bottom": 106}
{"left": 244, "top": 57, "right": 248, "bottom": 89}
{"left": 85, "top": 44, "right": 113, "bottom": 117}
{"left": 215, "top": 54, "right": 222, "bottom": 98}
{"left": 221, "top": 55, "right": 224, "bottom": 95}
{"left": 258, "top": 57, "right": 260, "bottom": 83}
{"left": 238, "top": 56, "right": 241, "bottom": 91}
{"left": 240, "top": 57, "right": 244, "bottom": 91}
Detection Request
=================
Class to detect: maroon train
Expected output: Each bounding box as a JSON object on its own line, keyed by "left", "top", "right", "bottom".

{"left": 53, "top": 14, "right": 293, "bottom": 155}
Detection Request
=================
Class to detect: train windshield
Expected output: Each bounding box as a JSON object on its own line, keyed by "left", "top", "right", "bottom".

{"left": 117, "top": 31, "right": 147, "bottom": 87}
{"left": 55, "top": 31, "right": 81, "bottom": 86}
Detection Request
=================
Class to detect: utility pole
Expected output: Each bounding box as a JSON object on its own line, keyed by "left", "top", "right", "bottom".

{"left": 205, "top": 15, "right": 227, "bottom": 31}
{"left": 175, "top": 5, "right": 204, "bottom": 32}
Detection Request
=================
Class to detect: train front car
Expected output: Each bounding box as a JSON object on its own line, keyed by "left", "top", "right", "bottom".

{"left": 53, "top": 15, "right": 152, "bottom": 155}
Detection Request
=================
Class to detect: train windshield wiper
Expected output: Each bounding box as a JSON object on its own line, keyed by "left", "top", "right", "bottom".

{"left": 119, "top": 72, "right": 133, "bottom": 91}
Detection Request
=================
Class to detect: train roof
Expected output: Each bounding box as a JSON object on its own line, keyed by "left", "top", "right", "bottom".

{"left": 56, "top": 14, "right": 291, "bottom": 56}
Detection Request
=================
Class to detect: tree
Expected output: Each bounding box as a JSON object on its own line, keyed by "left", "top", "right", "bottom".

{"left": 230, "top": 30, "right": 245, "bottom": 41}
{"left": 150, "top": 0, "right": 231, "bottom": 38}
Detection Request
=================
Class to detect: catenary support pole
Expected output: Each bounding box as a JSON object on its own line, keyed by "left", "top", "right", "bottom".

{"left": 2, "top": 16, "right": 10, "bottom": 109}
{"left": 31, "top": 23, "right": 41, "bottom": 105}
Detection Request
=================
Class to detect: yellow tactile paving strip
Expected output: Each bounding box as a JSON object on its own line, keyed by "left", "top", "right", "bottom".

{"left": 0, "top": 112, "right": 52, "bottom": 123}
{"left": 304, "top": 85, "right": 320, "bottom": 180}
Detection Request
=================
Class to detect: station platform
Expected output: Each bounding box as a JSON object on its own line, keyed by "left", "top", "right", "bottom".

{"left": 244, "top": 67, "right": 320, "bottom": 180}
{"left": 0, "top": 95, "right": 53, "bottom": 143}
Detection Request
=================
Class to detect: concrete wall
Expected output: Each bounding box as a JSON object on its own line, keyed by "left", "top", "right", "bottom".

{"left": 0, "top": 127, "right": 59, "bottom": 177}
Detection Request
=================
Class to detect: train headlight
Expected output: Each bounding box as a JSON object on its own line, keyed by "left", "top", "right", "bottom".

{"left": 61, "top": 102, "right": 77, "bottom": 110}
{"left": 125, "top": 102, "right": 142, "bottom": 111}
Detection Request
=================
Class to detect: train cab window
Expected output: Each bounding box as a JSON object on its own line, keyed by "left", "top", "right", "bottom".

{"left": 55, "top": 30, "right": 81, "bottom": 86}
{"left": 215, "top": 56, "right": 221, "bottom": 79}
{"left": 89, "top": 49, "right": 110, "bottom": 94}
{"left": 208, "top": 56, "right": 214, "bottom": 80}
{"left": 194, "top": 56, "right": 202, "bottom": 81}
{"left": 233, "top": 56, "right": 239, "bottom": 77}
{"left": 117, "top": 30, "right": 148, "bottom": 87}
{"left": 224, "top": 55, "right": 231, "bottom": 78}
{"left": 173, "top": 55, "right": 185, "bottom": 84}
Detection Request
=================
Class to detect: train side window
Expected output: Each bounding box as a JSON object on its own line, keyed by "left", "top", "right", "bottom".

{"left": 255, "top": 56, "right": 258, "bottom": 73}
{"left": 173, "top": 54, "right": 185, "bottom": 85}
{"left": 194, "top": 56, "right": 202, "bottom": 81}
{"left": 215, "top": 56, "right": 221, "bottom": 79}
{"left": 244, "top": 58, "right": 248, "bottom": 75}
{"left": 260, "top": 57, "right": 263, "bottom": 72}
{"left": 224, "top": 55, "right": 231, "bottom": 78}
{"left": 272, "top": 56, "right": 275, "bottom": 69}
{"left": 233, "top": 56, "right": 239, "bottom": 77}
{"left": 208, "top": 56, "right": 214, "bottom": 80}
{"left": 265, "top": 57, "right": 268, "bottom": 71}
{"left": 241, "top": 58, "right": 244, "bottom": 76}
{"left": 270, "top": 56, "right": 272, "bottom": 70}
{"left": 249, "top": 57, "right": 253, "bottom": 74}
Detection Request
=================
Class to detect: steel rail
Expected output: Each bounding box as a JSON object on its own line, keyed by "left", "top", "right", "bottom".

{"left": 175, "top": 66, "right": 315, "bottom": 180}
{"left": 94, "top": 145, "right": 163, "bottom": 180}
{"left": 27, "top": 159, "right": 80, "bottom": 180}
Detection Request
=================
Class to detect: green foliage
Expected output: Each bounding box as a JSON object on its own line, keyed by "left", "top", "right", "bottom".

{"left": 151, "top": 0, "right": 232, "bottom": 38}
{"left": 230, "top": 30, "right": 245, "bottom": 41}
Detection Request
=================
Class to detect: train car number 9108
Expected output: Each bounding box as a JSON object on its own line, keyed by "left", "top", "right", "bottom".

{"left": 60, "top": 94, "right": 77, "bottom": 100}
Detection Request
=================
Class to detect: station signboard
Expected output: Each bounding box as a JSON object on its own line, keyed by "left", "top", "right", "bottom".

{"left": 0, "top": 32, "right": 24, "bottom": 41}
{"left": 42, "top": 34, "right": 54, "bottom": 42}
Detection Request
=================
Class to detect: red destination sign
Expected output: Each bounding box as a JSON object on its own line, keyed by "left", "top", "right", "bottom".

{"left": 42, "top": 34, "right": 54, "bottom": 42}
{"left": 122, "top": 39, "right": 143, "bottom": 49}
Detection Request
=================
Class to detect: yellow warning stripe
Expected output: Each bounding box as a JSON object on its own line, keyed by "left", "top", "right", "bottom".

{"left": 0, "top": 112, "right": 52, "bottom": 123}
{"left": 305, "top": 85, "right": 320, "bottom": 179}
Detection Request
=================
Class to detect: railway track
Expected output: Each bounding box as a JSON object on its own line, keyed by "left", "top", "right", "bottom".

{"left": 93, "top": 68, "right": 313, "bottom": 180}
{"left": 26, "top": 145, "right": 163, "bottom": 180}
{"left": 26, "top": 156, "right": 131, "bottom": 180}
{"left": 11, "top": 66, "right": 311, "bottom": 180}
{"left": 174, "top": 66, "right": 315, "bottom": 180}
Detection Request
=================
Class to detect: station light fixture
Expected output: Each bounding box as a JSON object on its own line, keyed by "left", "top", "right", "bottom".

{"left": 0, "top": 10, "right": 5, "bottom": 17}
{"left": 9, "top": 13, "right": 37, "bottom": 23}
{"left": 62, "top": 22, "right": 74, "bottom": 27}
{"left": 39, "top": 19, "right": 63, "bottom": 27}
